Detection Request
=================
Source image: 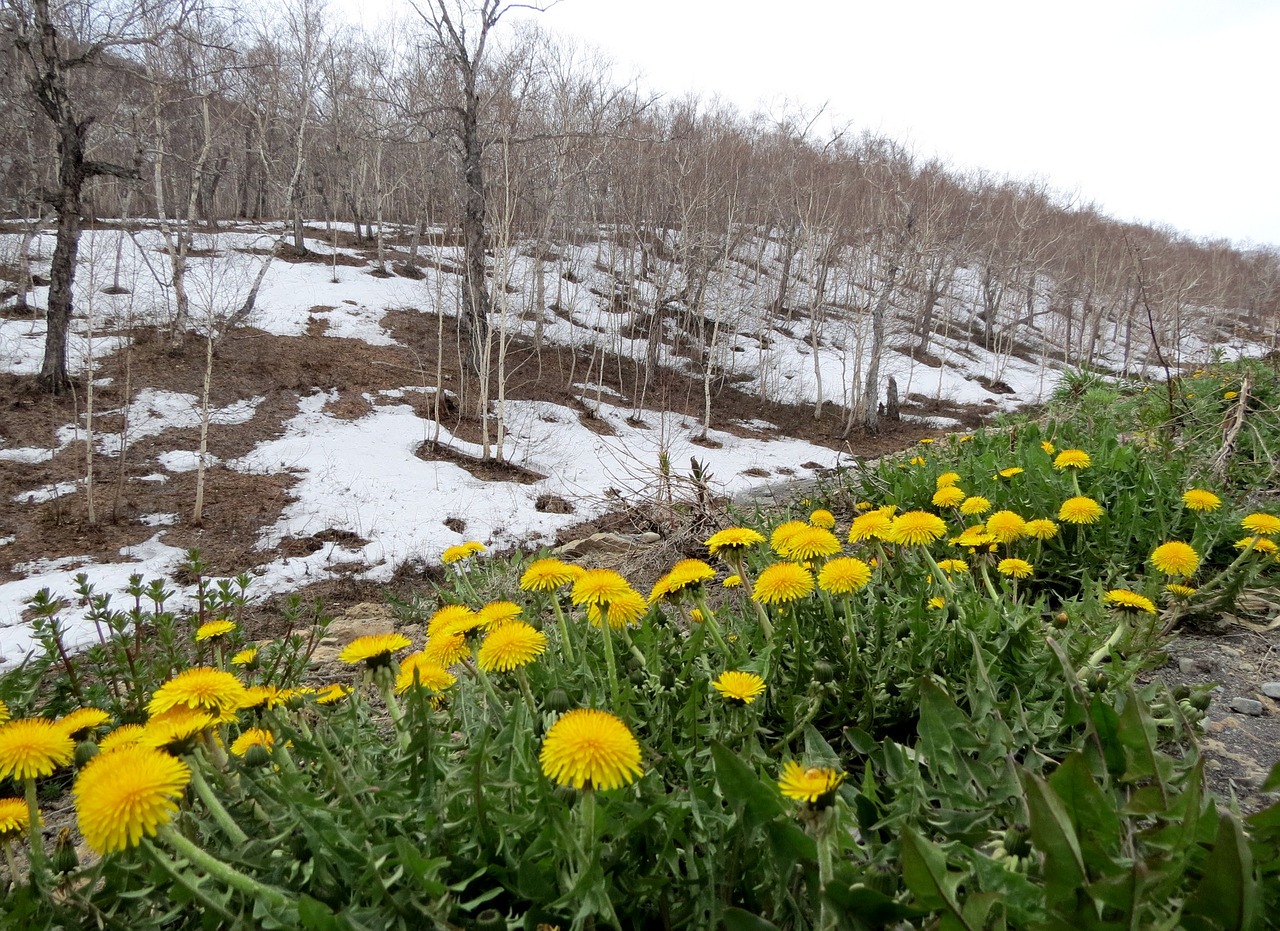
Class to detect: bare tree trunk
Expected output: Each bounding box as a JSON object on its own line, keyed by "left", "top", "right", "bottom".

{"left": 192, "top": 334, "right": 214, "bottom": 526}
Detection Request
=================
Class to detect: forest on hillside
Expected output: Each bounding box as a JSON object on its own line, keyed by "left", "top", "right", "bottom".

{"left": 2, "top": 0, "right": 1278, "bottom": 430}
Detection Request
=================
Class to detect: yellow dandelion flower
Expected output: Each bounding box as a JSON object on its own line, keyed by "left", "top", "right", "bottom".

{"left": 664, "top": 559, "right": 717, "bottom": 593}
{"left": 230, "top": 728, "right": 274, "bottom": 758}
{"left": 98, "top": 724, "right": 145, "bottom": 753}
{"left": 950, "top": 525, "right": 995, "bottom": 548}
{"left": 1242, "top": 513, "right": 1280, "bottom": 537}
{"left": 139, "top": 707, "right": 216, "bottom": 752}
{"left": 539, "top": 709, "right": 642, "bottom": 791}
{"left": 57, "top": 707, "right": 111, "bottom": 739}
{"left": 476, "top": 601, "right": 523, "bottom": 629}
{"left": 427, "top": 604, "right": 479, "bottom": 640}
{"left": 781, "top": 526, "right": 842, "bottom": 562}
{"left": 931, "top": 486, "right": 966, "bottom": 508}
{"left": 936, "top": 472, "right": 961, "bottom": 489}
{"left": 0, "top": 702, "right": 8, "bottom": 726}
{"left": 315, "top": 684, "right": 352, "bottom": 705}
{"left": 230, "top": 647, "right": 258, "bottom": 666}
{"left": 997, "top": 558, "right": 1034, "bottom": 579}
{"left": 1059, "top": 496, "right": 1104, "bottom": 524}
{"left": 927, "top": 596, "right": 947, "bottom": 610}
{"left": 919, "top": 437, "right": 935, "bottom": 445}
{"left": 960, "top": 496, "right": 992, "bottom": 516}
{"left": 752, "top": 563, "right": 815, "bottom": 604}
{"left": 1150, "top": 541, "right": 1199, "bottom": 577}
{"left": 1165, "top": 583, "right": 1197, "bottom": 598}
{"left": 421, "top": 632, "right": 471, "bottom": 667}
{"left": 147, "top": 667, "right": 248, "bottom": 724}
{"left": 723, "top": 574, "right": 742, "bottom": 588}
{"left": 588, "top": 589, "right": 648, "bottom": 630}
{"left": 571, "top": 569, "right": 634, "bottom": 607}
{"left": 986, "top": 510, "right": 1027, "bottom": 544}
{"left": 0, "top": 719, "right": 75, "bottom": 781}
{"left": 477, "top": 621, "right": 548, "bottom": 672}
{"left": 1041, "top": 441, "right": 1055, "bottom": 455}
{"left": 442, "top": 541, "right": 486, "bottom": 564}
{"left": 1024, "top": 519, "right": 1059, "bottom": 540}
{"left": 777, "top": 760, "right": 845, "bottom": 805}
{"left": 1053, "top": 449, "right": 1091, "bottom": 470}
{"left": 889, "top": 511, "right": 948, "bottom": 546}
{"left": 339, "top": 633, "right": 412, "bottom": 668}
{"left": 394, "top": 654, "right": 457, "bottom": 696}
{"left": 73, "top": 746, "right": 191, "bottom": 854}
{"left": 808, "top": 509, "right": 836, "bottom": 529}
{"left": 705, "top": 527, "right": 767, "bottom": 557}
{"left": 242, "top": 685, "right": 299, "bottom": 712}
{"left": 935, "top": 558, "right": 968, "bottom": 574}
{"left": 1224, "top": 391, "right": 1238, "bottom": 400}
{"left": 195, "top": 620, "right": 236, "bottom": 642}
{"left": 0, "top": 797, "right": 33, "bottom": 841}
{"left": 997, "top": 467, "right": 1024, "bottom": 479}
{"left": 817, "top": 557, "right": 873, "bottom": 595}
{"left": 520, "top": 558, "right": 579, "bottom": 592}
{"left": 1103, "top": 590, "right": 1157, "bottom": 614}
{"left": 712, "top": 671, "right": 767, "bottom": 705}
{"left": 1181, "top": 489, "right": 1222, "bottom": 512}
{"left": 770, "top": 520, "right": 812, "bottom": 556}
{"left": 848, "top": 509, "right": 894, "bottom": 543}
{"left": 1236, "top": 536, "right": 1279, "bottom": 555}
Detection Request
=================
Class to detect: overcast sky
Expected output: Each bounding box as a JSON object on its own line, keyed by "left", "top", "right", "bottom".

{"left": 355, "top": 1, "right": 1280, "bottom": 247}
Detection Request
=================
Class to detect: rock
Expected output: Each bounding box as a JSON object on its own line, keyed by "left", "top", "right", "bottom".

{"left": 557, "top": 532, "right": 660, "bottom": 558}
{"left": 1262, "top": 682, "right": 1280, "bottom": 699}
{"left": 309, "top": 602, "right": 400, "bottom": 664}
{"left": 1229, "top": 697, "right": 1266, "bottom": 716}
{"left": 1177, "top": 657, "right": 1200, "bottom": 675}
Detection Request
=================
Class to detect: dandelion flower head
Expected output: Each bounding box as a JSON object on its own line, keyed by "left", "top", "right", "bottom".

{"left": 571, "top": 569, "right": 634, "bottom": 607}
{"left": 422, "top": 631, "right": 471, "bottom": 667}
{"left": 73, "top": 745, "right": 191, "bottom": 854}
{"left": 932, "top": 486, "right": 966, "bottom": 508}
{"left": 520, "top": 558, "right": 580, "bottom": 592}
{"left": 817, "top": 557, "right": 873, "bottom": 595}
{"left": 705, "top": 527, "right": 767, "bottom": 558}
{"left": 935, "top": 558, "right": 968, "bottom": 574}
{"left": 1059, "top": 496, "right": 1104, "bottom": 525}
{"left": 1181, "top": 489, "right": 1222, "bottom": 512}
{"left": 230, "top": 647, "right": 258, "bottom": 666}
{"left": 476, "top": 601, "right": 523, "bottom": 629}
{"left": 148, "top": 667, "right": 248, "bottom": 723}
{"left": 779, "top": 526, "right": 842, "bottom": 562}
{"left": 57, "top": 707, "right": 111, "bottom": 739}
{"left": 770, "top": 520, "right": 812, "bottom": 557}
{"left": 539, "top": 709, "right": 642, "bottom": 791}
{"left": 1103, "top": 590, "right": 1157, "bottom": 614}
{"left": 339, "top": 633, "right": 412, "bottom": 668}
{"left": 588, "top": 588, "right": 647, "bottom": 630}
{"left": 752, "top": 562, "right": 815, "bottom": 605}
{"left": 960, "top": 496, "right": 992, "bottom": 516}
{"left": 985, "top": 510, "right": 1026, "bottom": 544}
{"left": 98, "top": 724, "right": 145, "bottom": 753}
{"left": 712, "top": 671, "right": 767, "bottom": 705}
{"left": 1235, "top": 536, "right": 1279, "bottom": 555}
{"left": 477, "top": 621, "right": 548, "bottom": 672}
{"left": 997, "top": 467, "right": 1025, "bottom": 479}
{"left": 808, "top": 509, "right": 836, "bottom": 529}
{"left": 997, "top": 558, "right": 1034, "bottom": 579}
{"left": 427, "top": 605, "right": 480, "bottom": 640}
{"left": 848, "top": 508, "right": 894, "bottom": 543}
{"left": 442, "top": 541, "right": 486, "bottom": 564}
{"left": 936, "top": 472, "right": 961, "bottom": 489}
{"left": 230, "top": 728, "right": 274, "bottom": 758}
{"left": 0, "top": 719, "right": 75, "bottom": 781}
{"left": 1150, "top": 541, "right": 1199, "bottom": 577}
{"left": 889, "top": 511, "right": 948, "bottom": 546}
{"left": 195, "top": 620, "right": 236, "bottom": 642}
{"left": 1053, "top": 449, "right": 1092, "bottom": 470}
{"left": 0, "top": 798, "right": 33, "bottom": 841}
{"left": 1024, "top": 519, "right": 1059, "bottom": 540}
{"left": 1242, "top": 513, "right": 1280, "bottom": 537}
{"left": 777, "top": 760, "right": 845, "bottom": 805}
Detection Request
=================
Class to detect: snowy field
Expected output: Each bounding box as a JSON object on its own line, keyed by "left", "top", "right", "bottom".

{"left": 0, "top": 223, "right": 1263, "bottom": 665}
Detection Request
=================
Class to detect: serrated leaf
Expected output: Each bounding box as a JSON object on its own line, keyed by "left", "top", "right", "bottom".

{"left": 711, "top": 740, "right": 785, "bottom": 828}
{"left": 721, "top": 906, "right": 784, "bottom": 931}
{"left": 900, "top": 827, "right": 979, "bottom": 931}
{"left": 1182, "top": 815, "right": 1259, "bottom": 931}
{"left": 1019, "top": 770, "right": 1087, "bottom": 910}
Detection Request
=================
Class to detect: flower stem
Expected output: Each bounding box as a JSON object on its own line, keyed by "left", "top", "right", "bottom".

{"left": 550, "top": 597, "right": 576, "bottom": 665}
{"left": 188, "top": 763, "right": 248, "bottom": 845}
{"left": 1, "top": 840, "right": 17, "bottom": 891}
{"left": 1079, "top": 614, "right": 1129, "bottom": 676}
{"left": 514, "top": 667, "right": 540, "bottom": 723}
{"left": 143, "top": 841, "right": 239, "bottom": 923}
{"left": 156, "top": 826, "right": 295, "bottom": 914}
{"left": 600, "top": 618, "right": 621, "bottom": 707}
{"left": 23, "top": 777, "right": 46, "bottom": 887}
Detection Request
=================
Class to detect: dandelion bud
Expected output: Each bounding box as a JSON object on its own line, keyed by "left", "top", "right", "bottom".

{"left": 865, "top": 862, "right": 897, "bottom": 897}
{"left": 52, "top": 828, "right": 79, "bottom": 874}
{"left": 1087, "top": 670, "right": 1108, "bottom": 692}
{"left": 74, "top": 739, "right": 99, "bottom": 768}
{"left": 243, "top": 743, "right": 273, "bottom": 768}
{"left": 628, "top": 668, "right": 647, "bottom": 686}
{"left": 1189, "top": 692, "right": 1212, "bottom": 712}
{"left": 1172, "top": 684, "right": 1191, "bottom": 701}
{"left": 1052, "top": 612, "right": 1070, "bottom": 629}
{"left": 1002, "top": 823, "right": 1032, "bottom": 858}
{"left": 475, "top": 909, "right": 505, "bottom": 931}
{"left": 545, "top": 687, "right": 572, "bottom": 714}
{"left": 660, "top": 668, "right": 677, "bottom": 690}
{"left": 812, "top": 660, "right": 836, "bottom": 683}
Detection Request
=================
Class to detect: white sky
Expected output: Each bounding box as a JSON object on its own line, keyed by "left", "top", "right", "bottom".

{"left": 465, "top": 0, "right": 1279, "bottom": 247}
